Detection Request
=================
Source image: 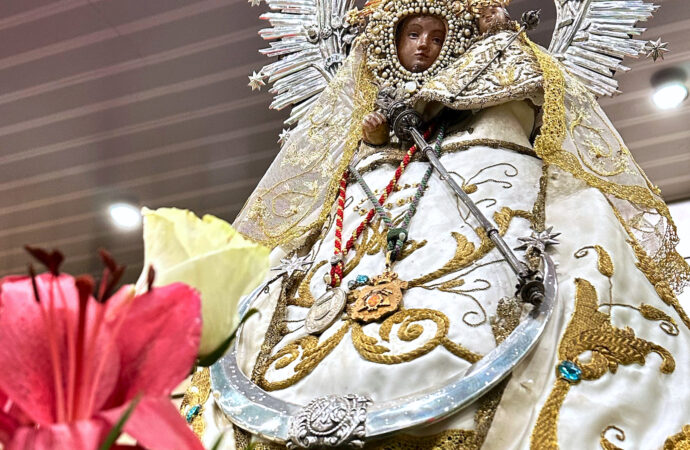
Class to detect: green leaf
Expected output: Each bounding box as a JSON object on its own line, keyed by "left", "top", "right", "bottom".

{"left": 208, "top": 432, "right": 257, "bottom": 450}
{"left": 196, "top": 309, "right": 260, "bottom": 367}
{"left": 99, "top": 394, "right": 142, "bottom": 450}
{"left": 209, "top": 432, "right": 225, "bottom": 450}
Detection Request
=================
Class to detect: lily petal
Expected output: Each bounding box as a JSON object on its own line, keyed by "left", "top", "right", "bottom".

{"left": 104, "top": 283, "right": 201, "bottom": 407}
{"left": 8, "top": 419, "right": 108, "bottom": 450}
{"left": 100, "top": 397, "right": 203, "bottom": 450}
{"left": 0, "top": 275, "right": 67, "bottom": 424}
{"left": 0, "top": 275, "right": 120, "bottom": 424}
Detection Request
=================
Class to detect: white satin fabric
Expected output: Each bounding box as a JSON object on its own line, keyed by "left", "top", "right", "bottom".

{"left": 204, "top": 101, "right": 690, "bottom": 449}
{"left": 483, "top": 167, "right": 690, "bottom": 449}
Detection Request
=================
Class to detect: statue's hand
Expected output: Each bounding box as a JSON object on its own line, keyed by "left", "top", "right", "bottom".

{"left": 362, "top": 111, "right": 390, "bottom": 146}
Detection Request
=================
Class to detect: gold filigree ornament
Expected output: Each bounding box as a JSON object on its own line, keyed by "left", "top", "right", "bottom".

{"left": 349, "top": 269, "right": 408, "bottom": 322}
{"left": 363, "top": 0, "right": 479, "bottom": 98}
{"left": 180, "top": 368, "right": 212, "bottom": 439}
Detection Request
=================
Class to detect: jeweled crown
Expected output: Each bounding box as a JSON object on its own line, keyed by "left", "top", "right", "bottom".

{"left": 362, "top": 0, "right": 479, "bottom": 97}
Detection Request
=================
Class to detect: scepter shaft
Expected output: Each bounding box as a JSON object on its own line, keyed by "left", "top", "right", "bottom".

{"left": 407, "top": 127, "right": 528, "bottom": 277}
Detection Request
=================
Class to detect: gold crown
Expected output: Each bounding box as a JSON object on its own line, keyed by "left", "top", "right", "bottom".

{"left": 468, "top": 0, "right": 510, "bottom": 13}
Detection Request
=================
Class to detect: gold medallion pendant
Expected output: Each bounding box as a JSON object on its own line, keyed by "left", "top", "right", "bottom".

{"left": 348, "top": 271, "right": 408, "bottom": 323}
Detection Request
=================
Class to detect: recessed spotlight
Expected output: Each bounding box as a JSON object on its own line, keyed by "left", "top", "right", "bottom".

{"left": 653, "top": 82, "right": 688, "bottom": 110}
{"left": 108, "top": 202, "right": 141, "bottom": 230}
{"left": 651, "top": 67, "right": 688, "bottom": 110}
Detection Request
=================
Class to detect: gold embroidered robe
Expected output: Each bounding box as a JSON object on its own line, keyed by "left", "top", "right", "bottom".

{"left": 196, "top": 31, "right": 690, "bottom": 449}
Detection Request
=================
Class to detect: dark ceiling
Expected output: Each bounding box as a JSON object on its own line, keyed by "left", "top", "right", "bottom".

{"left": 0, "top": 0, "right": 687, "bottom": 282}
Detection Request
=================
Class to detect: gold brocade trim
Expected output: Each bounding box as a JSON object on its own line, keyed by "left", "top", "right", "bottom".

{"left": 441, "top": 138, "right": 537, "bottom": 158}
{"left": 356, "top": 138, "right": 538, "bottom": 177}
{"left": 532, "top": 163, "right": 548, "bottom": 233}
{"left": 180, "top": 368, "right": 211, "bottom": 439}
{"left": 664, "top": 425, "right": 690, "bottom": 450}
{"left": 251, "top": 281, "right": 292, "bottom": 385}
{"left": 240, "top": 47, "right": 378, "bottom": 249}
{"left": 522, "top": 35, "right": 690, "bottom": 293}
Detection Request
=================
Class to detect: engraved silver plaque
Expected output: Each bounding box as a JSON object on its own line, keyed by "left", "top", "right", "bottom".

{"left": 287, "top": 394, "right": 371, "bottom": 448}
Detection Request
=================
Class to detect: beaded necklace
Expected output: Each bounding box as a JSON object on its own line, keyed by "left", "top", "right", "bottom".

{"left": 304, "top": 125, "right": 444, "bottom": 332}
{"left": 327, "top": 126, "right": 436, "bottom": 288}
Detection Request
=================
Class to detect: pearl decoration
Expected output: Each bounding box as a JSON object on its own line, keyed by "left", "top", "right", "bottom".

{"left": 363, "top": 0, "right": 479, "bottom": 97}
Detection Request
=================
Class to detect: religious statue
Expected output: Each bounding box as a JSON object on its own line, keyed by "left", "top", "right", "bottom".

{"left": 180, "top": 0, "right": 690, "bottom": 447}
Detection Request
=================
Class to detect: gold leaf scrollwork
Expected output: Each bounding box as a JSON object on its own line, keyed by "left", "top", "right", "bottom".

{"left": 664, "top": 425, "right": 690, "bottom": 450}
{"left": 574, "top": 245, "right": 614, "bottom": 278}
{"left": 293, "top": 260, "right": 327, "bottom": 308}
{"left": 600, "top": 425, "right": 625, "bottom": 450}
{"left": 530, "top": 278, "right": 676, "bottom": 449}
{"left": 258, "top": 322, "right": 351, "bottom": 391}
{"left": 595, "top": 245, "right": 614, "bottom": 278}
{"left": 639, "top": 304, "right": 679, "bottom": 336}
{"left": 352, "top": 309, "right": 458, "bottom": 364}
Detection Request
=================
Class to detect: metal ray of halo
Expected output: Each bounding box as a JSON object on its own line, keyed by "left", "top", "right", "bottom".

{"left": 211, "top": 252, "right": 557, "bottom": 447}
{"left": 251, "top": 0, "right": 361, "bottom": 126}
{"left": 548, "top": 0, "right": 660, "bottom": 97}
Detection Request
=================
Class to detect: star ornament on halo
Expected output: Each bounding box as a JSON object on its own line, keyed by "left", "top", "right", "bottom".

{"left": 646, "top": 38, "right": 670, "bottom": 62}
{"left": 278, "top": 128, "right": 290, "bottom": 145}
{"left": 272, "top": 254, "right": 313, "bottom": 277}
{"left": 515, "top": 227, "right": 561, "bottom": 255}
{"left": 248, "top": 71, "right": 266, "bottom": 91}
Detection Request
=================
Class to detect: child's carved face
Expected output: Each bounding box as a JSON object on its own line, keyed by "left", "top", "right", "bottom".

{"left": 478, "top": 5, "right": 509, "bottom": 34}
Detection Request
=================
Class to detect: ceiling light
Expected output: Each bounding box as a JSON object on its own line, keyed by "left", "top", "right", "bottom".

{"left": 653, "top": 82, "right": 688, "bottom": 110}
{"left": 108, "top": 202, "right": 141, "bottom": 230}
{"left": 651, "top": 67, "right": 688, "bottom": 110}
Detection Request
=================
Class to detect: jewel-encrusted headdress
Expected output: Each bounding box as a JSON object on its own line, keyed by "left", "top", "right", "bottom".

{"left": 362, "top": 0, "right": 479, "bottom": 97}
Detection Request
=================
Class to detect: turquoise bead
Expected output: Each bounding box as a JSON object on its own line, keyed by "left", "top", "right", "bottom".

{"left": 557, "top": 360, "right": 582, "bottom": 383}
{"left": 186, "top": 404, "right": 201, "bottom": 423}
{"left": 356, "top": 274, "right": 370, "bottom": 285}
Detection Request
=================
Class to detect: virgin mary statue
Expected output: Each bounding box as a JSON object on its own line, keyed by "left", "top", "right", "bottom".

{"left": 172, "top": 0, "right": 690, "bottom": 447}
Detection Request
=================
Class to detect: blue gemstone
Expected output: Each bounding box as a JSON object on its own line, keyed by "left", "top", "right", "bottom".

{"left": 186, "top": 404, "right": 201, "bottom": 423}
{"left": 557, "top": 360, "right": 582, "bottom": 383}
{"left": 356, "top": 275, "right": 370, "bottom": 285}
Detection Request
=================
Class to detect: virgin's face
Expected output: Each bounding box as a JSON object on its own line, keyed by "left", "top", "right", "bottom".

{"left": 396, "top": 15, "right": 446, "bottom": 73}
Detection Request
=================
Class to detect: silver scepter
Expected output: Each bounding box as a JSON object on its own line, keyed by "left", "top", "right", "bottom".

{"left": 377, "top": 10, "right": 544, "bottom": 304}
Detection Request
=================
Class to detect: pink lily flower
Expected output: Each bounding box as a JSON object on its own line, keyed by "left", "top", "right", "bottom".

{"left": 0, "top": 249, "right": 204, "bottom": 449}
